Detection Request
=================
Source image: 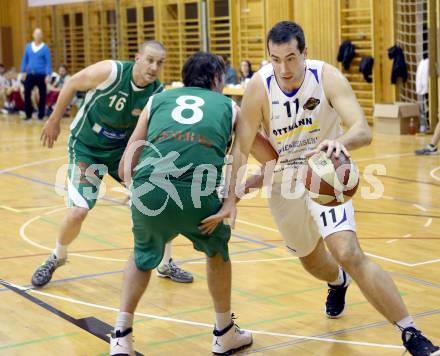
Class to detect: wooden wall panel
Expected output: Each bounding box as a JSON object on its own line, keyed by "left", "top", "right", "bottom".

{"left": 265, "top": 0, "right": 293, "bottom": 30}
{"left": 120, "top": 0, "right": 156, "bottom": 61}
{"left": 293, "top": 0, "right": 339, "bottom": 66}
{"left": 55, "top": 4, "right": 87, "bottom": 73}
{"left": 0, "top": 0, "right": 27, "bottom": 70}
{"left": 158, "top": 0, "right": 202, "bottom": 83}
{"left": 87, "top": 1, "right": 118, "bottom": 64}
{"left": 339, "top": 0, "right": 375, "bottom": 123}
{"left": 235, "top": 0, "right": 266, "bottom": 71}
{"left": 207, "top": 0, "right": 234, "bottom": 62}
{"left": 373, "top": 0, "right": 395, "bottom": 103}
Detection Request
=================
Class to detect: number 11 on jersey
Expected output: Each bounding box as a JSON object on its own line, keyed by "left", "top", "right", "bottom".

{"left": 283, "top": 98, "right": 299, "bottom": 118}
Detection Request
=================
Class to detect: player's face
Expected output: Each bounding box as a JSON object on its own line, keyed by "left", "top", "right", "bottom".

{"left": 268, "top": 39, "right": 307, "bottom": 89}
{"left": 135, "top": 46, "right": 166, "bottom": 84}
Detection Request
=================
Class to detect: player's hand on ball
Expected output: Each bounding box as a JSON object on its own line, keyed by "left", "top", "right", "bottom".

{"left": 199, "top": 199, "right": 237, "bottom": 235}
{"left": 41, "top": 116, "right": 61, "bottom": 148}
{"left": 306, "top": 139, "right": 350, "bottom": 158}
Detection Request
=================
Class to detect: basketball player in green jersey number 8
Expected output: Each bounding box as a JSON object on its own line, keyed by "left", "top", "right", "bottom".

{"left": 109, "top": 52, "right": 253, "bottom": 356}
{"left": 32, "top": 40, "right": 193, "bottom": 287}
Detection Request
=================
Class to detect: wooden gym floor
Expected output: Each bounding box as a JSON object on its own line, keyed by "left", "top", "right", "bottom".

{"left": 0, "top": 113, "right": 439, "bottom": 355}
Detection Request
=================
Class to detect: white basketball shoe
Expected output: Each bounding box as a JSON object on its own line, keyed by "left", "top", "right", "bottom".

{"left": 212, "top": 316, "right": 253, "bottom": 355}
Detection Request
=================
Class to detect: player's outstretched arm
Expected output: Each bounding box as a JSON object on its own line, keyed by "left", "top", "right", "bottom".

{"left": 41, "top": 60, "right": 113, "bottom": 148}
{"left": 199, "top": 76, "right": 265, "bottom": 234}
{"left": 118, "top": 104, "right": 150, "bottom": 183}
{"left": 308, "top": 64, "right": 372, "bottom": 158}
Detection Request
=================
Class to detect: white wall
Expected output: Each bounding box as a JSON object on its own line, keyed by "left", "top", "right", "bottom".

{"left": 28, "top": 0, "right": 90, "bottom": 7}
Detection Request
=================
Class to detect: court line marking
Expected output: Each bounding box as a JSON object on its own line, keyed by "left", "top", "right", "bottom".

{"left": 7, "top": 156, "right": 440, "bottom": 267}
{"left": 413, "top": 204, "right": 427, "bottom": 212}
{"left": 187, "top": 257, "right": 296, "bottom": 264}
{"left": 236, "top": 218, "right": 440, "bottom": 267}
{"left": 19, "top": 207, "right": 275, "bottom": 263}
{"left": 19, "top": 207, "right": 127, "bottom": 262}
{"left": 430, "top": 166, "right": 440, "bottom": 182}
{"left": 386, "top": 239, "right": 398, "bottom": 244}
{"left": 0, "top": 205, "right": 22, "bottom": 213}
{"left": 236, "top": 219, "right": 279, "bottom": 232}
{"left": 424, "top": 218, "right": 433, "bottom": 227}
{"left": 2, "top": 280, "right": 404, "bottom": 350}
{"left": 0, "top": 156, "right": 67, "bottom": 174}
{"left": 356, "top": 152, "right": 414, "bottom": 162}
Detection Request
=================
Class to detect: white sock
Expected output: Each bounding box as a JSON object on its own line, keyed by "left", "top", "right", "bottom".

{"left": 158, "top": 242, "right": 172, "bottom": 269}
{"left": 53, "top": 241, "right": 68, "bottom": 260}
{"left": 215, "top": 311, "right": 232, "bottom": 331}
{"left": 396, "top": 316, "right": 416, "bottom": 331}
{"left": 115, "top": 312, "right": 134, "bottom": 332}
{"left": 329, "top": 267, "right": 347, "bottom": 287}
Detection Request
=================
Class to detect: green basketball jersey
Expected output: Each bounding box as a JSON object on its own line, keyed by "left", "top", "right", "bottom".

{"left": 70, "top": 60, "right": 163, "bottom": 150}
{"left": 134, "top": 87, "right": 236, "bottom": 186}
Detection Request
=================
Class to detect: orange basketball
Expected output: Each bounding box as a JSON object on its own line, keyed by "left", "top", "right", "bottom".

{"left": 302, "top": 151, "right": 359, "bottom": 206}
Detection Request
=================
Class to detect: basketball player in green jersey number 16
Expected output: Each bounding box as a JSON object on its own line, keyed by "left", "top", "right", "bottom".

{"left": 32, "top": 40, "right": 193, "bottom": 287}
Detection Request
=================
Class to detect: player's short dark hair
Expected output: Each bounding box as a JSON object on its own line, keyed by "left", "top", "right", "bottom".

{"left": 182, "top": 51, "right": 225, "bottom": 89}
{"left": 139, "top": 40, "right": 165, "bottom": 54}
{"left": 267, "top": 21, "right": 306, "bottom": 53}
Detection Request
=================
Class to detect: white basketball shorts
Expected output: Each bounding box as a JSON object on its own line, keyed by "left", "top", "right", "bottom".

{"left": 268, "top": 183, "right": 356, "bottom": 257}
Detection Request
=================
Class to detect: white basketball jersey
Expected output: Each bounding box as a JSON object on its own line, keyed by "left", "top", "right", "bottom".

{"left": 258, "top": 60, "right": 343, "bottom": 182}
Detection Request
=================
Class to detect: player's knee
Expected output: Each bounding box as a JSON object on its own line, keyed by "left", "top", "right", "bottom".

{"left": 67, "top": 207, "right": 88, "bottom": 224}
{"left": 332, "top": 243, "right": 365, "bottom": 272}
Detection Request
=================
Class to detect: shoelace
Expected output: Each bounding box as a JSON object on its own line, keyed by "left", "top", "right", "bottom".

{"left": 168, "top": 261, "right": 190, "bottom": 277}
{"left": 36, "top": 257, "right": 58, "bottom": 276}
{"left": 326, "top": 286, "right": 345, "bottom": 304}
{"left": 231, "top": 314, "right": 246, "bottom": 335}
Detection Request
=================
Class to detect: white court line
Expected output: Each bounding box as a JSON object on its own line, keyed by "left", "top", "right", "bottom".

{"left": 430, "top": 167, "right": 440, "bottom": 182}
{"left": 413, "top": 204, "right": 427, "bottom": 212}
{"left": 19, "top": 207, "right": 126, "bottom": 262}
{"left": 0, "top": 137, "right": 42, "bottom": 143}
{"left": 1, "top": 280, "right": 403, "bottom": 350}
{"left": 386, "top": 240, "right": 398, "bottom": 244}
{"left": 236, "top": 219, "right": 279, "bottom": 233}
{"left": 0, "top": 205, "right": 22, "bottom": 213}
{"left": 0, "top": 156, "right": 67, "bottom": 174}
{"left": 356, "top": 152, "right": 414, "bottom": 162}
{"left": 236, "top": 217, "right": 415, "bottom": 266}
{"left": 188, "top": 257, "right": 297, "bottom": 264}
{"left": 236, "top": 217, "right": 440, "bottom": 267}
{"left": 424, "top": 218, "right": 433, "bottom": 227}
{"left": 364, "top": 253, "right": 413, "bottom": 267}
{"left": 411, "top": 258, "right": 440, "bottom": 267}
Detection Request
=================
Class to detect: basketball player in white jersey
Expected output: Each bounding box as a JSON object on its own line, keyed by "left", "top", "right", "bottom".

{"left": 201, "top": 22, "right": 439, "bottom": 355}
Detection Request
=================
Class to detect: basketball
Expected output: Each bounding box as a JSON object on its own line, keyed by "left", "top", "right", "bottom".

{"left": 302, "top": 151, "right": 359, "bottom": 206}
